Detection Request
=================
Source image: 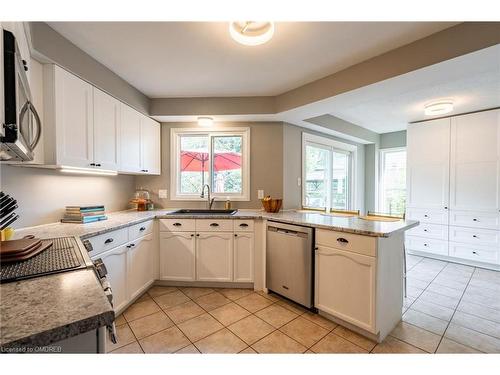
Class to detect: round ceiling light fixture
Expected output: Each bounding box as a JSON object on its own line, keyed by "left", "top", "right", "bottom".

{"left": 197, "top": 116, "right": 214, "bottom": 127}
{"left": 229, "top": 21, "right": 275, "bottom": 46}
{"left": 424, "top": 100, "right": 454, "bottom": 116}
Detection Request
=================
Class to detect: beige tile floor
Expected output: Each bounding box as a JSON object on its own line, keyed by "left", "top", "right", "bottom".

{"left": 107, "top": 256, "right": 500, "bottom": 354}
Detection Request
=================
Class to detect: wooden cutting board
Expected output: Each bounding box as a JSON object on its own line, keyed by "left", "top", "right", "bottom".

{"left": 0, "top": 241, "right": 53, "bottom": 263}
{"left": 1, "top": 238, "right": 42, "bottom": 256}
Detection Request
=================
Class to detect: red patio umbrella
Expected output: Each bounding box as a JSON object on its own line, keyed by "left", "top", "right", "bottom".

{"left": 181, "top": 151, "right": 241, "bottom": 188}
{"left": 181, "top": 151, "right": 241, "bottom": 172}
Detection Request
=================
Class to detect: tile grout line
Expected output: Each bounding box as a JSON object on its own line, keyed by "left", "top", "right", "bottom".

{"left": 432, "top": 265, "right": 476, "bottom": 353}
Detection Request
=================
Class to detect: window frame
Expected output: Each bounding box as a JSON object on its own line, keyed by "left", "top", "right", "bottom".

{"left": 301, "top": 133, "right": 357, "bottom": 211}
{"left": 378, "top": 146, "right": 407, "bottom": 215}
{"left": 170, "top": 127, "right": 250, "bottom": 201}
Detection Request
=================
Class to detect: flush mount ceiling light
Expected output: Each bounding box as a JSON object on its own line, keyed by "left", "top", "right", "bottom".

{"left": 197, "top": 116, "right": 214, "bottom": 127}
{"left": 229, "top": 21, "right": 275, "bottom": 46}
{"left": 424, "top": 100, "right": 454, "bottom": 116}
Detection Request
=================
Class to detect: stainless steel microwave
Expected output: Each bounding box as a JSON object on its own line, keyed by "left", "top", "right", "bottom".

{"left": 1, "top": 28, "right": 41, "bottom": 161}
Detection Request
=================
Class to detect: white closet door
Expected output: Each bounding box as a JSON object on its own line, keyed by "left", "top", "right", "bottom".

{"left": 406, "top": 118, "right": 450, "bottom": 210}
{"left": 450, "top": 109, "right": 500, "bottom": 212}
{"left": 93, "top": 88, "right": 120, "bottom": 170}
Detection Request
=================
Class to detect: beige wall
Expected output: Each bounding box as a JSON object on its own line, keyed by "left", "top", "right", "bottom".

{"left": 0, "top": 165, "right": 136, "bottom": 228}
{"left": 136, "top": 122, "right": 284, "bottom": 209}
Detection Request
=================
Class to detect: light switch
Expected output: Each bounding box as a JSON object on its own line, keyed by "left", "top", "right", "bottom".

{"left": 158, "top": 189, "right": 168, "bottom": 199}
{"left": 257, "top": 190, "right": 264, "bottom": 199}
{"left": 297, "top": 177, "right": 301, "bottom": 187}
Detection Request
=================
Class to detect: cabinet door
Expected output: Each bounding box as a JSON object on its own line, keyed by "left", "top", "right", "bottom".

{"left": 55, "top": 66, "right": 94, "bottom": 168}
{"left": 233, "top": 233, "right": 254, "bottom": 282}
{"left": 98, "top": 244, "right": 128, "bottom": 313}
{"left": 196, "top": 232, "right": 233, "bottom": 282}
{"left": 159, "top": 232, "right": 196, "bottom": 281}
{"left": 406, "top": 118, "right": 450, "bottom": 210}
{"left": 128, "top": 234, "right": 155, "bottom": 301}
{"left": 315, "top": 246, "right": 376, "bottom": 333}
{"left": 119, "top": 104, "right": 142, "bottom": 173}
{"left": 450, "top": 110, "right": 500, "bottom": 212}
{"left": 140, "top": 116, "right": 161, "bottom": 174}
{"left": 93, "top": 87, "right": 120, "bottom": 170}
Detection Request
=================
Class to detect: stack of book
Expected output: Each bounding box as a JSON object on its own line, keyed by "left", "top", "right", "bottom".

{"left": 61, "top": 205, "right": 107, "bottom": 224}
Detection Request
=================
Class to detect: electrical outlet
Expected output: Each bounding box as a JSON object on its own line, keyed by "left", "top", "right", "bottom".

{"left": 257, "top": 190, "right": 264, "bottom": 199}
{"left": 158, "top": 189, "right": 168, "bottom": 199}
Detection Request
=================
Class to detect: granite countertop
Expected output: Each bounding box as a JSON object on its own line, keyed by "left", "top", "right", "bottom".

{"left": 14, "top": 208, "right": 418, "bottom": 240}
{"left": 0, "top": 268, "right": 114, "bottom": 350}
{"left": 3, "top": 208, "right": 417, "bottom": 349}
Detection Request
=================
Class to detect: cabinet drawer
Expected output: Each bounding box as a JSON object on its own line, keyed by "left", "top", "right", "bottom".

{"left": 87, "top": 228, "right": 128, "bottom": 258}
{"left": 316, "top": 229, "right": 377, "bottom": 257}
{"left": 159, "top": 219, "right": 196, "bottom": 232}
{"left": 196, "top": 219, "right": 233, "bottom": 232}
{"left": 405, "top": 235, "right": 448, "bottom": 256}
{"left": 449, "top": 242, "right": 499, "bottom": 264}
{"left": 128, "top": 220, "right": 154, "bottom": 241}
{"left": 449, "top": 226, "right": 500, "bottom": 246}
{"left": 405, "top": 223, "right": 448, "bottom": 240}
{"left": 406, "top": 208, "right": 448, "bottom": 225}
{"left": 449, "top": 210, "right": 500, "bottom": 230}
{"left": 234, "top": 219, "right": 254, "bottom": 232}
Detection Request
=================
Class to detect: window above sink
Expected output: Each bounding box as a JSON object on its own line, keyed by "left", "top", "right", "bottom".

{"left": 170, "top": 127, "right": 250, "bottom": 201}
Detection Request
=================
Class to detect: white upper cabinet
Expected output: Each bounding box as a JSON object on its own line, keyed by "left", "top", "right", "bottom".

{"left": 43, "top": 64, "right": 160, "bottom": 175}
{"left": 140, "top": 117, "right": 161, "bottom": 175}
{"left": 119, "top": 106, "right": 161, "bottom": 175}
{"left": 119, "top": 104, "right": 142, "bottom": 173}
{"left": 406, "top": 118, "right": 450, "bottom": 210}
{"left": 450, "top": 109, "right": 500, "bottom": 212}
{"left": 49, "top": 65, "right": 94, "bottom": 168}
{"left": 93, "top": 87, "right": 120, "bottom": 170}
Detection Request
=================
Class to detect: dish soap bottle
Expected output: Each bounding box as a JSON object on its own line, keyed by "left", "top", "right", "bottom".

{"left": 224, "top": 197, "right": 231, "bottom": 210}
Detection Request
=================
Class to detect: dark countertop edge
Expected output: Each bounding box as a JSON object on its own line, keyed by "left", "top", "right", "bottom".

{"left": 0, "top": 310, "right": 114, "bottom": 349}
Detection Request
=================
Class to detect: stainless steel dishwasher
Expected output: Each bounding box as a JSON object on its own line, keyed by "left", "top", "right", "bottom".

{"left": 266, "top": 221, "right": 314, "bottom": 308}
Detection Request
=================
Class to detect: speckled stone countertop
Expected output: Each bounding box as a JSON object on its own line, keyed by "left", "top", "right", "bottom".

{"left": 3, "top": 208, "right": 417, "bottom": 349}
{"left": 0, "top": 268, "right": 114, "bottom": 349}
{"left": 14, "top": 208, "right": 418, "bottom": 240}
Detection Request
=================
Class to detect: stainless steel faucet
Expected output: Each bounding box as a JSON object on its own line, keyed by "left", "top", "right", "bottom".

{"left": 200, "top": 184, "right": 215, "bottom": 210}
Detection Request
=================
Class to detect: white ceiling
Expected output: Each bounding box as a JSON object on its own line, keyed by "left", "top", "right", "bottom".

{"left": 325, "top": 44, "right": 500, "bottom": 133}
{"left": 47, "top": 22, "right": 455, "bottom": 97}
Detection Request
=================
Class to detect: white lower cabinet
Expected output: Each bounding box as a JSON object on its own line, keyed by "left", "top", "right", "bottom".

{"left": 99, "top": 244, "right": 129, "bottom": 313}
{"left": 159, "top": 219, "right": 255, "bottom": 283}
{"left": 128, "top": 233, "right": 155, "bottom": 300}
{"left": 315, "top": 245, "right": 376, "bottom": 333}
{"left": 196, "top": 232, "right": 233, "bottom": 282}
{"left": 233, "top": 232, "right": 254, "bottom": 282}
{"left": 159, "top": 232, "right": 196, "bottom": 281}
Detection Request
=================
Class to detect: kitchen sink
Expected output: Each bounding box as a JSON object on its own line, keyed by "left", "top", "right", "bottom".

{"left": 167, "top": 209, "right": 238, "bottom": 215}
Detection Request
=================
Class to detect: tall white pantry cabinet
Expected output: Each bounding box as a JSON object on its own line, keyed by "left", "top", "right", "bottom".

{"left": 406, "top": 109, "right": 500, "bottom": 268}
